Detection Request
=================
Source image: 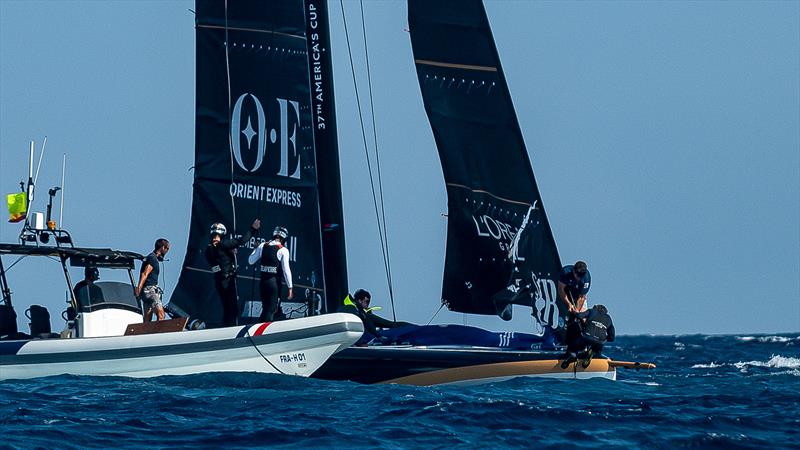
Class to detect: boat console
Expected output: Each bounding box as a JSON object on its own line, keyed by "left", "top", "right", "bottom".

{"left": 73, "top": 281, "right": 143, "bottom": 338}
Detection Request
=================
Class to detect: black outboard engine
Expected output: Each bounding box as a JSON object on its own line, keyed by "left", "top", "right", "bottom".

{"left": 164, "top": 302, "right": 205, "bottom": 330}
{"left": 26, "top": 305, "right": 52, "bottom": 337}
{"left": 0, "top": 304, "right": 18, "bottom": 339}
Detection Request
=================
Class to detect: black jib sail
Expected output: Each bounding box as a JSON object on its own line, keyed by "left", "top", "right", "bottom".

{"left": 408, "top": 0, "right": 565, "bottom": 328}
{"left": 171, "top": 0, "right": 328, "bottom": 326}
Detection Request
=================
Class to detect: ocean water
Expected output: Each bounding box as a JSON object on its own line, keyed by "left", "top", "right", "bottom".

{"left": 1, "top": 334, "right": 798, "bottom": 449}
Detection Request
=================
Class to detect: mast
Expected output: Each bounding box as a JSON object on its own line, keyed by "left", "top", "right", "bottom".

{"left": 304, "top": 0, "right": 348, "bottom": 313}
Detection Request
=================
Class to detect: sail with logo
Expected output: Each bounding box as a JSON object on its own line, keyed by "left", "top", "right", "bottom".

{"left": 170, "top": 0, "right": 345, "bottom": 326}
{"left": 407, "top": 0, "right": 566, "bottom": 330}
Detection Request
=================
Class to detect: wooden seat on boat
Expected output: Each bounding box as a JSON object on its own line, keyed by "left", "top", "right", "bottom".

{"left": 124, "top": 317, "right": 187, "bottom": 336}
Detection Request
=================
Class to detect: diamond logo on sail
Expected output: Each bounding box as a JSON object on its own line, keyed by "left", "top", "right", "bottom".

{"left": 230, "top": 93, "right": 302, "bottom": 179}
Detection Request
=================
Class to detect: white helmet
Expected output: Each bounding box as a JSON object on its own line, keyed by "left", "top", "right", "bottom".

{"left": 210, "top": 223, "right": 227, "bottom": 237}
{"left": 272, "top": 226, "right": 288, "bottom": 240}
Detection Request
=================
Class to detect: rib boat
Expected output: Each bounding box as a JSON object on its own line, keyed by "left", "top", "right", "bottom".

{"left": 0, "top": 243, "right": 362, "bottom": 380}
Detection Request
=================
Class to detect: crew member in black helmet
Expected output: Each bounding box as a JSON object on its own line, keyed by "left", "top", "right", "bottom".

{"left": 558, "top": 260, "right": 591, "bottom": 314}
{"left": 248, "top": 226, "right": 293, "bottom": 321}
{"left": 205, "top": 219, "right": 261, "bottom": 327}
{"left": 561, "top": 304, "right": 615, "bottom": 368}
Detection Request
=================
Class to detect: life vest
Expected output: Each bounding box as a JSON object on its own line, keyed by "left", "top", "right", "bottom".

{"left": 342, "top": 294, "right": 381, "bottom": 314}
{"left": 259, "top": 242, "right": 282, "bottom": 283}
{"left": 581, "top": 311, "right": 612, "bottom": 344}
{"left": 205, "top": 243, "right": 236, "bottom": 278}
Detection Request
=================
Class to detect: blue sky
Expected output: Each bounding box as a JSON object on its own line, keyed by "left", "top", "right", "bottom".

{"left": 1, "top": 0, "right": 798, "bottom": 335}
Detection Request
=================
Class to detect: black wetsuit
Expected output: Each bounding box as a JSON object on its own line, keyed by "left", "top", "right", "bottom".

{"left": 338, "top": 295, "right": 412, "bottom": 345}
{"left": 566, "top": 306, "right": 615, "bottom": 355}
{"left": 338, "top": 301, "right": 380, "bottom": 342}
{"left": 205, "top": 227, "right": 255, "bottom": 327}
{"left": 258, "top": 243, "right": 282, "bottom": 322}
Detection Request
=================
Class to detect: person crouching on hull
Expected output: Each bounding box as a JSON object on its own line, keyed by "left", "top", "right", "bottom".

{"left": 561, "top": 304, "right": 615, "bottom": 368}
{"left": 206, "top": 219, "right": 261, "bottom": 327}
{"left": 248, "top": 226, "right": 293, "bottom": 321}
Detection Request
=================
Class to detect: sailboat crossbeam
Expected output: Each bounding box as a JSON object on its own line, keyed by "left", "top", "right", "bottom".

{"left": 446, "top": 183, "right": 533, "bottom": 207}
{"left": 415, "top": 59, "right": 497, "bottom": 72}
{"left": 196, "top": 24, "right": 306, "bottom": 40}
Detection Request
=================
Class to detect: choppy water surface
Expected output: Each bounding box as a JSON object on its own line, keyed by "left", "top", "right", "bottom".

{"left": 1, "top": 334, "right": 798, "bottom": 449}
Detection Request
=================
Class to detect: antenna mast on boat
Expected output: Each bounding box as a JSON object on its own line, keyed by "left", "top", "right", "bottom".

{"left": 59, "top": 154, "right": 66, "bottom": 227}
{"left": 33, "top": 136, "right": 47, "bottom": 186}
{"left": 26, "top": 141, "right": 35, "bottom": 219}
{"left": 16, "top": 139, "right": 72, "bottom": 247}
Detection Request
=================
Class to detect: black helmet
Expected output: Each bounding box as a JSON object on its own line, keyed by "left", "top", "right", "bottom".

{"left": 272, "top": 226, "right": 288, "bottom": 240}
{"left": 210, "top": 223, "right": 227, "bottom": 237}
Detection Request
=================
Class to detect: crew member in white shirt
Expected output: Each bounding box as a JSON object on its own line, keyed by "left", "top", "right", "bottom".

{"left": 248, "top": 226, "right": 293, "bottom": 321}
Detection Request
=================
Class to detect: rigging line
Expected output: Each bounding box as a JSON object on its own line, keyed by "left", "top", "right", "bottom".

{"left": 426, "top": 303, "right": 444, "bottom": 326}
{"left": 359, "top": 0, "right": 396, "bottom": 321}
{"left": 3, "top": 255, "right": 29, "bottom": 273}
{"left": 339, "top": 0, "right": 393, "bottom": 306}
{"left": 245, "top": 327, "right": 285, "bottom": 374}
{"left": 160, "top": 259, "right": 168, "bottom": 297}
{"left": 223, "top": 0, "right": 237, "bottom": 232}
{"left": 223, "top": 0, "right": 245, "bottom": 292}
{"left": 248, "top": 194, "right": 266, "bottom": 320}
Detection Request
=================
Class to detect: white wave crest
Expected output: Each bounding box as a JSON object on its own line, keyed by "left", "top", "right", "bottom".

{"left": 691, "top": 362, "right": 724, "bottom": 369}
{"left": 619, "top": 379, "right": 661, "bottom": 386}
{"left": 766, "top": 355, "right": 800, "bottom": 368}
{"left": 733, "top": 355, "right": 800, "bottom": 372}
{"left": 736, "top": 335, "right": 800, "bottom": 343}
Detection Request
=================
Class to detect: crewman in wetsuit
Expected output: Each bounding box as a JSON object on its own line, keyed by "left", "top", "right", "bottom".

{"left": 338, "top": 289, "right": 412, "bottom": 345}
{"left": 561, "top": 304, "right": 615, "bottom": 368}
{"left": 558, "top": 260, "right": 591, "bottom": 314}
{"left": 206, "top": 219, "right": 260, "bottom": 327}
{"left": 248, "top": 226, "right": 293, "bottom": 322}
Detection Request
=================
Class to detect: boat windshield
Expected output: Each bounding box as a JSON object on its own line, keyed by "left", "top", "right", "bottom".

{"left": 74, "top": 281, "right": 141, "bottom": 313}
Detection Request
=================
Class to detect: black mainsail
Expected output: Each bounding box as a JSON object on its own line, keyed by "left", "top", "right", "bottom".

{"left": 408, "top": 0, "right": 565, "bottom": 328}
{"left": 171, "top": 0, "right": 332, "bottom": 326}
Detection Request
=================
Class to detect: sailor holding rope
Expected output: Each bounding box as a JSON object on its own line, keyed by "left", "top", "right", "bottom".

{"left": 558, "top": 260, "right": 591, "bottom": 314}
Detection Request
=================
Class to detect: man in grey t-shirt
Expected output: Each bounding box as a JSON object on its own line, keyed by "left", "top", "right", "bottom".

{"left": 135, "top": 238, "right": 170, "bottom": 322}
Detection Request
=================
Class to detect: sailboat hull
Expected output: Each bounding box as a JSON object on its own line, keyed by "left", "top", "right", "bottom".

{"left": 0, "top": 313, "right": 363, "bottom": 380}
{"left": 313, "top": 346, "right": 616, "bottom": 386}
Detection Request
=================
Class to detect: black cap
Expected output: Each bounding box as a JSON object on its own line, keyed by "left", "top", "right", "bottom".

{"left": 573, "top": 261, "right": 588, "bottom": 275}
{"left": 85, "top": 266, "right": 99, "bottom": 279}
